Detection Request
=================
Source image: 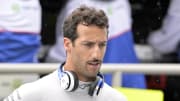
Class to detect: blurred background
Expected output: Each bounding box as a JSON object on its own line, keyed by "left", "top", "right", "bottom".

{"left": 39, "top": 0, "right": 177, "bottom": 63}
{"left": 1, "top": 0, "right": 180, "bottom": 101}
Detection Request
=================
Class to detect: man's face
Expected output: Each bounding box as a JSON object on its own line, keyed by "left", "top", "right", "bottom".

{"left": 65, "top": 24, "right": 107, "bottom": 81}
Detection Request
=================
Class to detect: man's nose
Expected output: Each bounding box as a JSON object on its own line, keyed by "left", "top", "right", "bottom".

{"left": 92, "top": 45, "right": 101, "bottom": 58}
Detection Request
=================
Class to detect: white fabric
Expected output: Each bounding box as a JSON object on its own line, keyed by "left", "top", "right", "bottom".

{"left": 4, "top": 70, "right": 127, "bottom": 101}
{"left": 0, "top": 0, "right": 41, "bottom": 33}
{"left": 148, "top": 0, "right": 180, "bottom": 53}
{"left": 46, "top": 0, "right": 132, "bottom": 62}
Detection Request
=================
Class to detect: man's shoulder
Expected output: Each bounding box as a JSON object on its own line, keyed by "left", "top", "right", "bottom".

{"left": 4, "top": 70, "right": 60, "bottom": 101}
{"left": 101, "top": 83, "right": 127, "bottom": 101}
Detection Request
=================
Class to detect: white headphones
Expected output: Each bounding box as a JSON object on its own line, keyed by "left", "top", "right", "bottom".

{"left": 58, "top": 63, "right": 104, "bottom": 96}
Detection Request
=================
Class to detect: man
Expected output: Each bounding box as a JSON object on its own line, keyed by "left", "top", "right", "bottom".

{"left": 4, "top": 5, "right": 127, "bottom": 101}
{"left": 46, "top": 0, "right": 146, "bottom": 88}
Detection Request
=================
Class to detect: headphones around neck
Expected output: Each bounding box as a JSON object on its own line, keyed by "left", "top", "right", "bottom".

{"left": 58, "top": 63, "right": 104, "bottom": 96}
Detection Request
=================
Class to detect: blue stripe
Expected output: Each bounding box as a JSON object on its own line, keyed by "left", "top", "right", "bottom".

{"left": 104, "top": 31, "right": 138, "bottom": 63}
{"left": 103, "top": 31, "right": 146, "bottom": 88}
{"left": 0, "top": 32, "right": 41, "bottom": 62}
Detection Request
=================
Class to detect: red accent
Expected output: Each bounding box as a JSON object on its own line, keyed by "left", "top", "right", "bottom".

{"left": 146, "top": 75, "right": 167, "bottom": 89}
{"left": 0, "top": 30, "right": 39, "bottom": 34}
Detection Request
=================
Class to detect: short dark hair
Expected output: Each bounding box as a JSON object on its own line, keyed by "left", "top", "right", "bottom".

{"left": 63, "top": 5, "right": 109, "bottom": 43}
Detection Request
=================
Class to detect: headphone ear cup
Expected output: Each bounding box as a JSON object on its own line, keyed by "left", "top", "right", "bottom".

{"left": 60, "top": 71, "right": 71, "bottom": 90}
{"left": 88, "top": 77, "right": 103, "bottom": 96}
{"left": 64, "top": 71, "right": 79, "bottom": 92}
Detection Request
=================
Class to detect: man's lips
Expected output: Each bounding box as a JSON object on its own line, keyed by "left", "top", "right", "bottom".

{"left": 88, "top": 62, "right": 99, "bottom": 65}
{"left": 87, "top": 60, "right": 101, "bottom": 68}
{"left": 87, "top": 60, "right": 101, "bottom": 64}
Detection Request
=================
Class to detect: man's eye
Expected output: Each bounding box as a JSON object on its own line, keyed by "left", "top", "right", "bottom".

{"left": 99, "top": 43, "right": 107, "bottom": 47}
{"left": 84, "top": 43, "right": 93, "bottom": 47}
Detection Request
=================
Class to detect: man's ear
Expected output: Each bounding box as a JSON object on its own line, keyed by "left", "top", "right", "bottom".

{"left": 64, "top": 37, "right": 72, "bottom": 52}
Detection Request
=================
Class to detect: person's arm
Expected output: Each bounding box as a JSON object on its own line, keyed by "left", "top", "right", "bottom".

{"left": 148, "top": 0, "right": 180, "bottom": 54}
